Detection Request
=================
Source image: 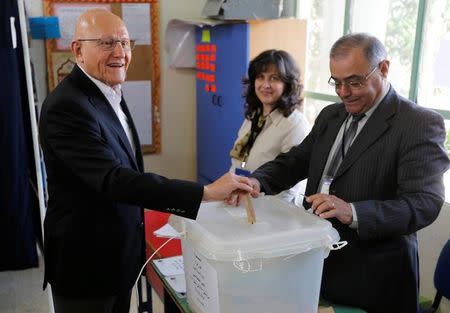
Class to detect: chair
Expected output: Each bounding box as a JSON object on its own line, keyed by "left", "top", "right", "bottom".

{"left": 420, "top": 238, "right": 450, "bottom": 313}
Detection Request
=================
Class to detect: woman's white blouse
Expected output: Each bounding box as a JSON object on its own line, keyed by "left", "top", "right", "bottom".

{"left": 230, "top": 109, "right": 311, "bottom": 206}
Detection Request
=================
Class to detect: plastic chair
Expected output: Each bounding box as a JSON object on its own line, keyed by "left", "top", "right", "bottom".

{"left": 419, "top": 238, "right": 450, "bottom": 313}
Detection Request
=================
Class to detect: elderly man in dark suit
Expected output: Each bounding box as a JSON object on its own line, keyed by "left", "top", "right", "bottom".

{"left": 39, "top": 9, "right": 252, "bottom": 313}
{"left": 247, "top": 33, "right": 449, "bottom": 313}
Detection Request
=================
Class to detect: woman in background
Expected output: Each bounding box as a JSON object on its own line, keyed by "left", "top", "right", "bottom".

{"left": 230, "top": 49, "right": 310, "bottom": 206}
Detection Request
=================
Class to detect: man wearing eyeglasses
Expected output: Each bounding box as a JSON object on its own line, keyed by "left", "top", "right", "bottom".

{"left": 247, "top": 33, "right": 449, "bottom": 312}
{"left": 38, "top": 9, "right": 252, "bottom": 313}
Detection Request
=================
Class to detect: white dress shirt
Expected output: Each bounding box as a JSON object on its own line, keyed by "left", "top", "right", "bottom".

{"left": 80, "top": 67, "right": 136, "bottom": 154}
{"left": 320, "top": 85, "right": 390, "bottom": 229}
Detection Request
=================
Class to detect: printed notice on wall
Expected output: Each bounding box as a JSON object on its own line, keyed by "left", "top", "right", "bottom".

{"left": 122, "top": 80, "right": 152, "bottom": 145}
{"left": 183, "top": 243, "right": 220, "bottom": 313}
{"left": 122, "top": 3, "right": 151, "bottom": 45}
{"left": 53, "top": 3, "right": 111, "bottom": 50}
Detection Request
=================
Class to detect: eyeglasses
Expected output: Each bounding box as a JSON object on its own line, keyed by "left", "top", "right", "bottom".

{"left": 77, "top": 38, "right": 136, "bottom": 51}
{"left": 328, "top": 65, "right": 378, "bottom": 90}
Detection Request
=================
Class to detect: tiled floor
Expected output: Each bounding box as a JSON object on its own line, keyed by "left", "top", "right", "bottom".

{"left": 0, "top": 250, "right": 164, "bottom": 313}
{"left": 0, "top": 251, "right": 51, "bottom": 313}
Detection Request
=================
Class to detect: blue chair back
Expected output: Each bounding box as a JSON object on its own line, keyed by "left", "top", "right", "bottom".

{"left": 434, "top": 238, "right": 450, "bottom": 300}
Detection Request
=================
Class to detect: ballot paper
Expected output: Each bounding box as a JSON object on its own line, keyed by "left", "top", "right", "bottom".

{"left": 153, "top": 223, "right": 183, "bottom": 238}
{"left": 153, "top": 255, "right": 187, "bottom": 294}
{"left": 164, "top": 274, "right": 186, "bottom": 294}
{"left": 152, "top": 255, "right": 184, "bottom": 276}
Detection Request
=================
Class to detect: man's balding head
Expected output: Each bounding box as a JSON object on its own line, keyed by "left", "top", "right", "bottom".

{"left": 74, "top": 9, "right": 126, "bottom": 41}
{"left": 71, "top": 9, "right": 131, "bottom": 87}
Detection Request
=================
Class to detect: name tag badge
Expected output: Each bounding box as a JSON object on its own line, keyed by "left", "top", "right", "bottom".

{"left": 235, "top": 168, "right": 251, "bottom": 177}
{"left": 320, "top": 176, "right": 333, "bottom": 195}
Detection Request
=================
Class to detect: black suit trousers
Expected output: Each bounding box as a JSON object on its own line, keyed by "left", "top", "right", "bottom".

{"left": 52, "top": 289, "right": 132, "bottom": 313}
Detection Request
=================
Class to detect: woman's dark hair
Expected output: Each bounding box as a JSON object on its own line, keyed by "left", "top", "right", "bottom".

{"left": 242, "top": 49, "right": 303, "bottom": 119}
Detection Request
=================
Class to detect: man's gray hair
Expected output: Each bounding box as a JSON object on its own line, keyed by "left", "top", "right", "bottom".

{"left": 330, "top": 33, "right": 387, "bottom": 67}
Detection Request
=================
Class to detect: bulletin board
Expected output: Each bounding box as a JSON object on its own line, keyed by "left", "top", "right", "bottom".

{"left": 44, "top": 0, "right": 161, "bottom": 153}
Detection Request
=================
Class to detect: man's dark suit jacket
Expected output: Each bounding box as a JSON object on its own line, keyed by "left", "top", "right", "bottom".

{"left": 39, "top": 65, "right": 203, "bottom": 296}
{"left": 252, "top": 87, "right": 449, "bottom": 313}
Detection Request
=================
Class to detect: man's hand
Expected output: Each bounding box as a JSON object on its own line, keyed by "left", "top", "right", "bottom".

{"left": 306, "top": 193, "right": 353, "bottom": 224}
{"left": 202, "top": 173, "right": 253, "bottom": 202}
{"left": 224, "top": 177, "right": 261, "bottom": 206}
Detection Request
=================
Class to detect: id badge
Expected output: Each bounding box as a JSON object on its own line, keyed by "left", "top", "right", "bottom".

{"left": 235, "top": 168, "right": 251, "bottom": 177}
{"left": 320, "top": 176, "right": 333, "bottom": 194}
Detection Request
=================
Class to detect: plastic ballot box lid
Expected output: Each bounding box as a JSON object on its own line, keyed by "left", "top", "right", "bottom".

{"left": 169, "top": 195, "right": 341, "bottom": 262}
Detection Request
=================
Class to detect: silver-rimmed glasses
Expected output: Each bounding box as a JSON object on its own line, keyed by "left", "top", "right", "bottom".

{"left": 77, "top": 37, "right": 136, "bottom": 51}
{"left": 328, "top": 65, "right": 378, "bottom": 90}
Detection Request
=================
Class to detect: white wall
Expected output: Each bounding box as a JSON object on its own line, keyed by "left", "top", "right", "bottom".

{"left": 143, "top": 0, "right": 206, "bottom": 180}
{"left": 24, "top": 0, "right": 47, "bottom": 111}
